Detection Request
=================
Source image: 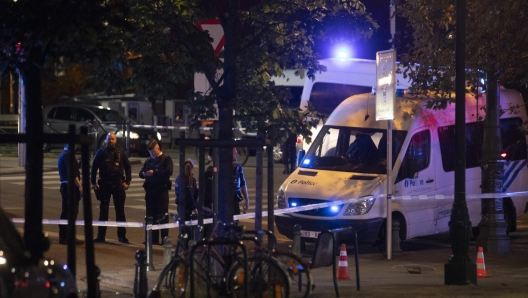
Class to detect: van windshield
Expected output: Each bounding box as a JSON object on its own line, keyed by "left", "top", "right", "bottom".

{"left": 300, "top": 126, "right": 407, "bottom": 174}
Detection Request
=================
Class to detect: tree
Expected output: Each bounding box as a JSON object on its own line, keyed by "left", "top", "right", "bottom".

{"left": 397, "top": 0, "right": 528, "bottom": 252}
{"left": 0, "top": 0, "right": 130, "bottom": 264}
{"left": 95, "top": 0, "right": 378, "bottom": 222}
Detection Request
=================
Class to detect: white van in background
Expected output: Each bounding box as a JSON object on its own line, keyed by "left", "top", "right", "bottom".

{"left": 297, "top": 58, "right": 413, "bottom": 151}
{"left": 275, "top": 87, "right": 528, "bottom": 245}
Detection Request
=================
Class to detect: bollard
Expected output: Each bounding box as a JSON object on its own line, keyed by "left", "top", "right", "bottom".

{"left": 292, "top": 224, "right": 302, "bottom": 256}
{"left": 162, "top": 236, "right": 173, "bottom": 267}
{"left": 391, "top": 219, "right": 403, "bottom": 255}
{"left": 134, "top": 250, "right": 148, "bottom": 298}
{"left": 144, "top": 216, "right": 155, "bottom": 271}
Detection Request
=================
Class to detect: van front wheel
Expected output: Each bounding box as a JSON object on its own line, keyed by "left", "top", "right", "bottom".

{"left": 471, "top": 203, "right": 514, "bottom": 239}
{"left": 376, "top": 214, "right": 406, "bottom": 247}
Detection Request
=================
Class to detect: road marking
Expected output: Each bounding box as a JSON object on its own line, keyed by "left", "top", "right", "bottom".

{"left": 1, "top": 175, "right": 56, "bottom": 181}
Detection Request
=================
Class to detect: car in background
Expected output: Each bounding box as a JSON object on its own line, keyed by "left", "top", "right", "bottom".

{"left": 0, "top": 206, "right": 77, "bottom": 297}
{"left": 43, "top": 103, "right": 161, "bottom": 156}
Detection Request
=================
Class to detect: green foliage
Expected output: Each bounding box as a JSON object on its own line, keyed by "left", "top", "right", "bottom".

{"left": 0, "top": 0, "right": 131, "bottom": 77}
{"left": 398, "top": 0, "right": 528, "bottom": 105}
{"left": 97, "top": 0, "right": 376, "bottom": 142}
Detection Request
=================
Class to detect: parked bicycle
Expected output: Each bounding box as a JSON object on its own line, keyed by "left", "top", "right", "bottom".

{"left": 150, "top": 209, "right": 290, "bottom": 298}
{"left": 244, "top": 229, "right": 313, "bottom": 298}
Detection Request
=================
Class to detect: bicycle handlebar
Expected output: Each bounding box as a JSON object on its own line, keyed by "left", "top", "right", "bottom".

{"left": 244, "top": 229, "right": 277, "bottom": 249}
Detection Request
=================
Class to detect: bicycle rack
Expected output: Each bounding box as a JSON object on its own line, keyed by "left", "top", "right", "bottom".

{"left": 189, "top": 238, "right": 249, "bottom": 298}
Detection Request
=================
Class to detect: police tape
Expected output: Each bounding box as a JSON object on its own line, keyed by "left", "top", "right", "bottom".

{"left": 131, "top": 125, "right": 213, "bottom": 131}
{"left": 10, "top": 218, "right": 145, "bottom": 228}
{"left": 10, "top": 190, "right": 528, "bottom": 229}
{"left": 106, "top": 123, "right": 244, "bottom": 131}
{"left": 131, "top": 124, "right": 244, "bottom": 131}
{"left": 393, "top": 190, "right": 528, "bottom": 201}
{"left": 107, "top": 124, "right": 241, "bottom": 130}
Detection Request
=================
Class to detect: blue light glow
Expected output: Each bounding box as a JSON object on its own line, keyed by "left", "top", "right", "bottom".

{"left": 291, "top": 202, "right": 297, "bottom": 207}
{"left": 303, "top": 159, "right": 311, "bottom": 165}
{"left": 334, "top": 45, "right": 353, "bottom": 60}
{"left": 330, "top": 205, "right": 339, "bottom": 213}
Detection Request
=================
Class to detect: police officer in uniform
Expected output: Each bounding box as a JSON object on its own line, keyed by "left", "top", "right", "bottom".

{"left": 139, "top": 139, "right": 173, "bottom": 245}
{"left": 281, "top": 132, "right": 297, "bottom": 174}
{"left": 233, "top": 148, "right": 249, "bottom": 215}
{"left": 91, "top": 132, "right": 132, "bottom": 244}
{"left": 57, "top": 143, "right": 84, "bottom": 245}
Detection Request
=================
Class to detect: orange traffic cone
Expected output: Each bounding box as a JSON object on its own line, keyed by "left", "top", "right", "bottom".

{"left": 476, "top": 246, "right": 490, "bottom": 278}
{"left": 337, "top": 244, "right": 350, "bottom": 280}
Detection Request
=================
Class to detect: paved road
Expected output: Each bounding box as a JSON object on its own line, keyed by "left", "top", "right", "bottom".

{"left": 3, "top": 147, "right": 528, "bottom": 297}
{"left": 0, "top": 151, "right": 291, "bottom": 242}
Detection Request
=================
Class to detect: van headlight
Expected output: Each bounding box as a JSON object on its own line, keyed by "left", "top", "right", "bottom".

{"left": 277, "top": 188, "right": 287, "bottom": 209}
{"left": 343, "top": 197, "right": 376, "bottom": 215}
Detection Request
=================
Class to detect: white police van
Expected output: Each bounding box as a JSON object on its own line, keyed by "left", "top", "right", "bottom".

{"left": 275, "top": 87, "right": 528, "bottom": 245}
{"left": 296, "top": 58, "right": 413, "bottom": 151}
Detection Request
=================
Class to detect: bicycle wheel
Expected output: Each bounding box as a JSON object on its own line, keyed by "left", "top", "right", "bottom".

{"left": 227, "top": 255, "right": 290, "bottom": 298}
{"left": 190, "top": 247, "right": 225, "bottom": 297}
{"left": 236, "top": 147, "right": 249, "bottom": 166}
{"left": 151, "top": 258, "right": 188, "bottom": 298}
{"left": 272, "top": 251, "right": 312, "bottom": 298}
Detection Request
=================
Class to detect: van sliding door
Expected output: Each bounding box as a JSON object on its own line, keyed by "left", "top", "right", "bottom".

{"left": 393, "top": 128, "right": 437, "bottom": 238}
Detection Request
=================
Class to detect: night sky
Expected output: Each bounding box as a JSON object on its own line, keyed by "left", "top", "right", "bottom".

{"left": 316, "top": 0, "right": 396, "bottom": 60}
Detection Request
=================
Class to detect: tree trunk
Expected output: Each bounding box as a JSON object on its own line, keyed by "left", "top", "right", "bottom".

{"left": 477, "top": 72, "right": 510, "bottom": 253}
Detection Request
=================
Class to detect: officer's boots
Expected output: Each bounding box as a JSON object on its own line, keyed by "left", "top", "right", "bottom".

{"left": 283, "top": 165, "right": 290, "bottom": 174}
{"left": 290, "top": 164, "right": 296, "bottom": 173}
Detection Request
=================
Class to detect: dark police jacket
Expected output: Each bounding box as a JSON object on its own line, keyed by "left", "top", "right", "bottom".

{"left": 139, "top": 153, "right": 174, "bottom": 191}
{"left": 58, "top": 148, "right": 80, "bottom": 183}
{"left": 91, "top": 146, "right": 131, "bottom": 186}
{"left": 175, "top": 175, "right": 198, "bottom": 211}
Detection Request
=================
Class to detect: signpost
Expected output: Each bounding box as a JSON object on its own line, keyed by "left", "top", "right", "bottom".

{"left": 376, "top": 49, "right": 396, "bottom": 121}
{"left": 376, "top": 49, "right": 395, "bottom": 260}
{"left": 196, "top": 19, "right": 225, "bottom": 56}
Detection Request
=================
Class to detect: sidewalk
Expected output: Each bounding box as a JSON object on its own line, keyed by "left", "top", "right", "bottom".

{"left": 66, "top": 226, "right": 528, "bottom": 298}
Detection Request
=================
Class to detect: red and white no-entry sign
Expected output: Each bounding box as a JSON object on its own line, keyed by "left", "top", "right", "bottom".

{"left": 196, "top": 19, "right": 225, "bottom": 56}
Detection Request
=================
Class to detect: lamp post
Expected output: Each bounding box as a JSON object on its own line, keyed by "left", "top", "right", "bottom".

{"left": 444, "top": 0, "right": 477, "bottom": 285}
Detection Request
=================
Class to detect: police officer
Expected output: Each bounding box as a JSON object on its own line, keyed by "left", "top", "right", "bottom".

{"left": 91, "top": 132, "right": 132, "bottom": 244}
{"left": 175, "top": 158, "right": 199, "bottom": 220}
{"left": 233, "top": 148, "right": 249, "bottom": 215}
{"left": 57, "top": 143, "right": 84, "bottom": 245}
{"left": 139, "top": 139, "right": 173, "bottom": 245}
{"left": 281, "top": 132, "right": 297, "bottom": 174}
